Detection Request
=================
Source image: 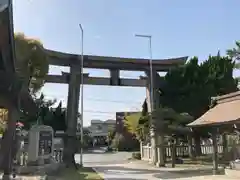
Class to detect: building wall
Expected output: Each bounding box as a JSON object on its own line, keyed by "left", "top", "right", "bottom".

{"left": 89, "top": 120, "right": 115, "bottom": 137}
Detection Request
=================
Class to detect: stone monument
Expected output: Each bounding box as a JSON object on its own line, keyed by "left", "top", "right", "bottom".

{"left": 28, "top": 125, "right": 54, "bottom": 164}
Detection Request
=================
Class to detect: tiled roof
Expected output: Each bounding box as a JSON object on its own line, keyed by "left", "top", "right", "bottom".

{"left": 188, "top": 91, "right": 240, "bottom": 127}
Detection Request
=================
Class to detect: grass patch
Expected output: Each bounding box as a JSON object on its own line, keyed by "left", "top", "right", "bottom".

{"left": 58, "top": 167, "right": 103, "bottom": 180}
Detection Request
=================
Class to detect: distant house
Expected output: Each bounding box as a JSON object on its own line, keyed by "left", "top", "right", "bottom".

{"left": 89, "top": 119, "right": 115, "bottom": 145}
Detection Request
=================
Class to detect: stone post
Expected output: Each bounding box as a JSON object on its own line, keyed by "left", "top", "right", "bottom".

{"left": 222, "top": 133, "right": 228, "bottom": 161}
{"left": 66, "top": 64, "right": 81, "bottom": 136}
{"left": 187, "top": 134, "right": 195, "bottom": 159}
{"left": 171, "top": 138, "right": 176, "bottom": 168}
{"left": 140, "top": 141, "right": 143, "bottom": 160}
{"left": 212, "top": 129, "right": 219, "bottom": 175}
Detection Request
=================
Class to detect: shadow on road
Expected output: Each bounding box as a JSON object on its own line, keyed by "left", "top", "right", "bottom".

{"left": 153, "top": 169, "right": 221, "bottom": 179}
{"left": 83, "top": 151, "right": 117, "bottom": 154}
{"left": 82, "top": 147, "right": 118, "bottom": 154}
{"left": 106, "top": 178, "right": 148, "bottom": 180}
{"left": 94, "top": 165, "right": 224, "bottom": 179}
{"left": 94, "top": 165, "right": 161, "bottom": 174}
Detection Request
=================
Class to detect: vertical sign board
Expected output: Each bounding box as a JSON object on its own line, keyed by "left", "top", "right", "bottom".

{"left": 38, "top": 131, "right": 53, "bottom": 156}
{"left": 28, "top": 125, "right": 54, "bottom": 162}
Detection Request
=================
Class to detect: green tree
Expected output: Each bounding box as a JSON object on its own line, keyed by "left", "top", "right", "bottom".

{"left": 15, "top": 33, "right": 49, "bottom": 93}
{"left": 161, "top": 54, "right": 237, "bottom": 117}
{"left": 124, "top": 112, "right": 148, "bottom": 142}
{"left": 20, "top": 94, "right": 56, "bottom": 130}
{"left": 138, "top": 108, "right": 192, "bottom": 137}
{"left": 81, "top": 128, "right": 93, "bottom": 149}
{"left": 124, "top": 113, "right": 141, "bottom": 135}
{"left": 124, "top": 106, "right": 193, "bottom": 144}
{"left": 0, "top": 109, "right": 8, "bottom": 134}
{"left": 44, "top": 102, "right": 67, "bottom": 132}
{"left": 160, "top": 54, "right": 238, "bottom": 155}
{"left": 111, "top": 113, "right": 140, "bottom": 151}
{"left": 227, "top": 41, "right": 240, "bottom": 69}
{"left": 111, "top": 133, "right": 125, "bottom": 151}
{"left": 124, "top": 106, "right": 193, "bottom": 166}
{"left": 227, "top": 40, "right": 240, "bottom": 82}
{"left": 107, "top": 127, "right": 116, "bottom": 146}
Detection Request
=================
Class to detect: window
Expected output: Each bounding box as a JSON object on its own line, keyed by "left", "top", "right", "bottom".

{"left": 96, "top": 125, "right": 102, "bottom": 130}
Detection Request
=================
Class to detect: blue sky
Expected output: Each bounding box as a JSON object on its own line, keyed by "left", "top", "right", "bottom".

{"left": 13, "top": 0, "right": 239, "bottom": 126}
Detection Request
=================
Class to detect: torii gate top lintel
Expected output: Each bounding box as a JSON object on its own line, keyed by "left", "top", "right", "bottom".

{"left": 46, "top": 49, "right": 188, "bottom": 71}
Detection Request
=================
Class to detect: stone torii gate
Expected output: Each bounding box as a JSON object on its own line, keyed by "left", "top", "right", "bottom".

{"left": 45, "top": 49, "right": 187, "bottom": 165}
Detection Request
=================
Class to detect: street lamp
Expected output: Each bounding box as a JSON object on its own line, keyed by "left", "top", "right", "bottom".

{"left": 79, "top": 24, "right": 84, "bottom": 167}
{"left": 135, "top": 34, "right": 154, "bottom": 115}
{"left": 135, "top": 34, "right": 159, "bottom": 164}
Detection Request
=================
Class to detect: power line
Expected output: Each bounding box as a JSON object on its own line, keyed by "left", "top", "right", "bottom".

{"left": 43, "top": 95, "right": 143, "bottom": 115}
{"left": 44, "top": 94, "right": 143, "bottom": 104}
{"left": 47, "top": 100, "right": 142, "bottom": 114}
{"left": 84, "top": 110, "right": 115, "bottom": 114}
{"left": 85, "top": 97, "right": 143, "bottom": 104}
{"left": 42, "top": 98, "right": 142, "bottom": 115}
{"left": 83, "top": 109, "right": 141, "bottom": 114}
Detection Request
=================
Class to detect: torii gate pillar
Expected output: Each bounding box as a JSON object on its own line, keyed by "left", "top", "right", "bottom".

{"left": 64, "top": 63, "right": 80, "bottom": 163}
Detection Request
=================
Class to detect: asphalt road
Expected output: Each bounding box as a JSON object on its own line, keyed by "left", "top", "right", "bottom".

{"left": 75, "top": 147, "right": 132, "bottom": 166}
{"left": 74, "top": 147, "right": 231, "bottom": 180}
{"left": 75, "top": 149, "right": 173, "bottom": 180}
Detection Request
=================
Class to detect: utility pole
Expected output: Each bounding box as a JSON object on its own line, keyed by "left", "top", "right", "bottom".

{"left": 135, "top": 34, "right": 158, "bottom": 164}
{"left": 135, "top": 34, "right": 153, "bottom": 116}
{"left": 79, "top": 24, "right": 84, "bottom": 167}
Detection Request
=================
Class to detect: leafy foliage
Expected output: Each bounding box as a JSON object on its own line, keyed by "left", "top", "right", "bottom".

{"left": 124, "top": 112, "right": 149, "bottom": 141}
{"left": 227, "top": 40, "right": 240, "bottom": 83}
{"left": 111, "top": 133, "right": 125, "bottom": 150}
{"left": 124, "top": 107, "right": 193, "bottom": 142}
{"left": 82, "top": 128, "right": 93, "bottom": 149}
{"left": 0, "top": 109, "right": 8, "bottom": 134}
{"left": 45, "top": 102, "right": 67, "bottom": 132}
{"left": 158, "top": 53, "right": 238, "bottom": 153}
{"left": 227, "top": 41, "right": 240, "bottom": 65}
{"left": 107, "top": 127, "right": 116, "bottom": 145}
{"left": 15, "top": 33, "right": 49, "bottom": 93}
{"left": 20, "top": 94, "right": 67, "bottom": 131}
{"left": 160, "top": 54, "right": 238, "bottom": 119}
{"left": 132, "top": 152, "right": 141, "bottom": 160}
{"left": 110, "top": 132, "right": 139, "bottom": 151}
{"left": 124, "top": 113, "right": 141, "bottom": 134}
{"left": 125, "top": 53, "right": 237, "bottom": 145}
